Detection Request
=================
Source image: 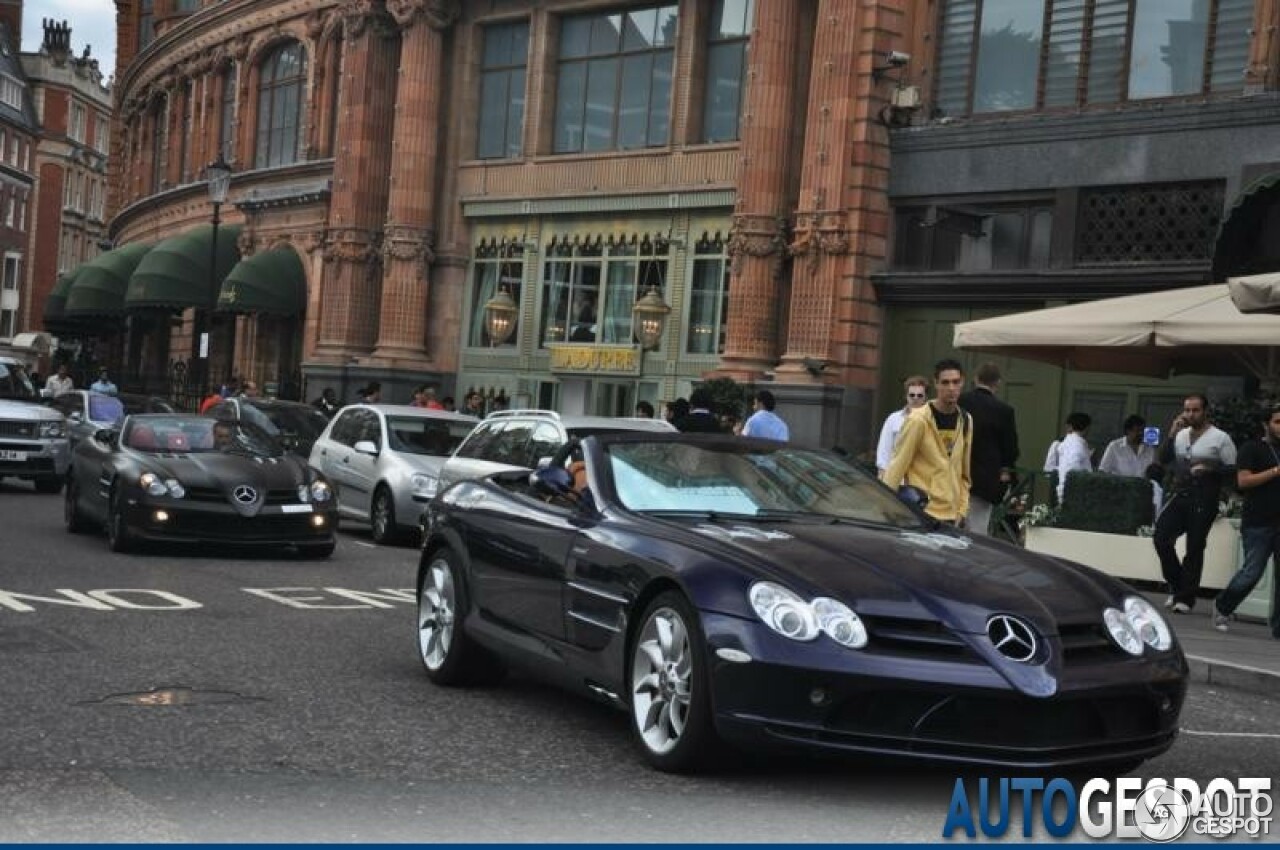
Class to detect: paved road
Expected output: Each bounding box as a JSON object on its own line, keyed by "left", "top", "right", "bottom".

{"left": 0, "top": 480, "right": 1276, "bottom": 842}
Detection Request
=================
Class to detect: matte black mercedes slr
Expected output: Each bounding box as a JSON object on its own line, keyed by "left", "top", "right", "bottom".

{"left": 65, "top": 414, "right": 338, "bottom": 556}
{"left": 417, "top": 433, "right": 1187, "bottom": 773}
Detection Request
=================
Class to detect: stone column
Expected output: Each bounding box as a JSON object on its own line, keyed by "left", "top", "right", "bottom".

{"left": 775, "top": 0, "right": 898, "bottom": 395}
{"left": 717, "top": 0, "right": 803, "bottom": 379}
{"left": 371, "top": 0, "right": 458, "bottom": 364}
{"left": 313, "top": 1, "right": 402, "bottom": 361}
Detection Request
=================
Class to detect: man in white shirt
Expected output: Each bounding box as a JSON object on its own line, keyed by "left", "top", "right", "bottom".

{"left": 44, "top": 364, "right": 73, "bottom": 397}
{"left": 740, "top": 390, "right": 789, "bottom": 442}
{"left": 89, "top": 368, "right": 118, "bottom": 396}
{"left": 1056, "top": 412, "right": 1093, "bottom": 504}
{"left": 876, "top": 375, "right": 928, "bottom": 480}
{"left": 1099, "top": 414, "right": 1157, "bottom": 478}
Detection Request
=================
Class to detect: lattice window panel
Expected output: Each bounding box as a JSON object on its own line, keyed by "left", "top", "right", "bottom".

{"left": 1075, "top": 182, "right": 1223, "bottom": 264}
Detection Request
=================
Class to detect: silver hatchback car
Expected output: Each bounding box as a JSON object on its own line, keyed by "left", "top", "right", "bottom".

{"left": 309, "top": 404, "right": 478, "bottom": 545}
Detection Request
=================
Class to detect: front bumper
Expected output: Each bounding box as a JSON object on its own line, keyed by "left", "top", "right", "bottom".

{"left": 0, "top": 437, "right": 70, "bottom": 479}
{"left": 702, "top": 612, "right": 1187, "bottom": 769}
{"left": 121, "top": 496, "right": 338, "bottom": 546}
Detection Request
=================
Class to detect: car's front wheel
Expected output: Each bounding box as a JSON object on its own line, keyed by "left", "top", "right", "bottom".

{"left": 64, "top": 476, "right": 90, "bottom": 533}
{"left": 417, "top": 548, "right": 503, "bottom": 685}
{"left": 370, "top": 485, "right": 398, "bottom": 545}
{"left": 106, "top": 487, "right": 134, "bottom": 553}
{"left": 629, "top": 591, "right": 717, "bottom": 773}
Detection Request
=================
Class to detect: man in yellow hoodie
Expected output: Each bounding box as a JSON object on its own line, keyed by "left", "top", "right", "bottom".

{"left": 881, "top": 358, "right": 973, "bottom": 527}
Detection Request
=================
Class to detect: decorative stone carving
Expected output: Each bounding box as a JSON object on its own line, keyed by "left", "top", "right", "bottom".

{"left": 339, "top": 0, "right": 392, "bottom": 41}
{"left": 299, "top": 231, "right": 327, "bottom": 255}
{"left": 304, "top": 8, "right": 329, "bottom": 39}
{"left": 324, "top": 228, "right": 382, "bottom": 265}
{"left": 386, "top": 0, "right": 460, "bottom": 30}
{"left": 228, "top": 35, "right": 250, "bottom": 63}
{"left": 237, "top": 228, "right": 257, "bottom": 258}
{"left": 381, "top": 224, "right": 436, "bottom": 277}
{"left": 789, "top": 211, "right": 852, "bottom": 271}
{"left": 727, "top": 214, "right": 788, "bottom": 278}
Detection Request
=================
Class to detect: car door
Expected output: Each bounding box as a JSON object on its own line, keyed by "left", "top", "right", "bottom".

{"left": 343, "top": 409, "right": 382, "bottom": 518}
{"left": 314, "top": 409, "right": 360, "bottom": 514}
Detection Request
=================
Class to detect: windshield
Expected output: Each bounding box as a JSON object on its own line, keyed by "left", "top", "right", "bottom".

{"left": 124, "top": 416, "right": 284, "bottom": 458}
{"left": 0, "top": 363, "right": 35, "bottom": 400}
{"left": 88, "top": 394, "right": 126, "bottom": 423}
{"left": 607, "top": 442, "right": 925, "bottom": 528}
{"left": 386, "top": 416, "right": 474, "bottom": 456}
{"left": 258, "top": 405, "right": 328, "bottom": 443}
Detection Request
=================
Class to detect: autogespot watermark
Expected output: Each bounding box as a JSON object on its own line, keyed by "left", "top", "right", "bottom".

{"left": 942, "top": 777, "right": 1272, "bottom": 841}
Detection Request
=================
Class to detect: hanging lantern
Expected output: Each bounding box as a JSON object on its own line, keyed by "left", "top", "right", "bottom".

{"left": 632, "top": 285, "right": 671, "bottom": 350}
{"left": 483, "top": 287, "right": 518, "bottom": 346}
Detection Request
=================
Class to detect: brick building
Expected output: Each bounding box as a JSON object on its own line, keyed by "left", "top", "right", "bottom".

{"left": 22, "top": 17, "right": 111, "bottom": 373}
{"left": 99, "top": 0, "right": 1280, "bottom": 453}
{"left": 0, "top": 0, "right": 39, "bottom": 362}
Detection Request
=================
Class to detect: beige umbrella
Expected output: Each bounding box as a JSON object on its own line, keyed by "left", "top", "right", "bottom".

{"left": 953, "top": 284, "right": 1280, "bottom": 380}
{"left": 1228, "top": 272, "right": 1280, "bottom": 315}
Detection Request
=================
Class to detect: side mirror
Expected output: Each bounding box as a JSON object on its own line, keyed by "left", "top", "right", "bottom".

{"left": 535, "top": 456, "right": 553, "bottom": 470}
{"left": 94, "top": 428, "right": 117, "bottom": 445}
{"left": 39, "top": 388, "right": 52, "bottom": 399}
{"left": 67, "top": 411, "right": 82, "bottom": 423}
{"left": 353, "top": 440, "right": 379, "bottom": 456}
{"left": 530, "top": 465, "right": 573, "bottom": 498}
{"left": 897, "top": 484, "right": 930, "bottom": 510}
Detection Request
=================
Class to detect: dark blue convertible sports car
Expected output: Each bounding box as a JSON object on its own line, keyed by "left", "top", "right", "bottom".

{"left": 417, "top": 433, "right": 1187, "bottom": 773}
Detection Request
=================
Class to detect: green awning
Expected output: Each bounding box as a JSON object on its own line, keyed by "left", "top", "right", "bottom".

{"left": 216, "top": 246, "right": 307, "bottom": 316}
{"left": 42, "top": 271, "right": 78, "bottom": 324}
{"left": 125, "top": 224, "right": 243, "bottom": 311}
{"left": 1213, "top": 172, "right": 1280, "bottom": 279}
{"left": 64, "top": 242, "right": 153, "bottom": 317}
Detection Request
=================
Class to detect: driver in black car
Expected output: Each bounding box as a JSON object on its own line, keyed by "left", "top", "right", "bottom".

{"left": 211, "top": 420, "right": 235, "bottom": 451}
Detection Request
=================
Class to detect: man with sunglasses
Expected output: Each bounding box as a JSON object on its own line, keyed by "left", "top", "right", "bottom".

{"left": 1154, "top": 393, "right": 1236, "bottom": 613}
{"left": 959, "top": 362, "right": 1019, "bottom": 536}
{"left": 876, "top": 374, "right": 929, "bottom": 481}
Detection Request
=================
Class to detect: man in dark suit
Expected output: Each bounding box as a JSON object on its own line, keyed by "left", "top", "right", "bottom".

{"left": 674, "top": 388, "right": 725, "bottom": 433}
{"left": 958, "top": 362, "right": 1019, "bottom": 536}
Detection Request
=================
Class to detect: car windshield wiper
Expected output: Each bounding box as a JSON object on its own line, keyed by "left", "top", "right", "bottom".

{"left": 638, "top": 509, "right": 813, "bottom": 523}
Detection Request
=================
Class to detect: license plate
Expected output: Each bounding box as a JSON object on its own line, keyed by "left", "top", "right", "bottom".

{"left": 280, "top": 504, "right": 314, "bottom": 514}
{"left": 0, "top": 450, "right": 26, "bottom": 461}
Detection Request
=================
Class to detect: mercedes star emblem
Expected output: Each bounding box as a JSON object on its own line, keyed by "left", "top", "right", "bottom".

{"left": 986, "top": 614, "right": 1038, "bottom": 663}
{"left": 232, "top": 485, "right": 258, "bottom": 505}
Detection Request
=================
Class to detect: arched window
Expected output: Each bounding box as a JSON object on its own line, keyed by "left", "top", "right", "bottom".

{"left": 149, "top": 95, "right": 167, "bottom": 192}
{"left": 255, "top": 42, "right": 307, "bottom": 168}
{"left": 219, "top": 64, "right": 238, "bottom": 162}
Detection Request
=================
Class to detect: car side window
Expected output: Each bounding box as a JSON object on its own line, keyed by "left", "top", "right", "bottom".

{"left": 527, "top": 422, "right": 562, "bottom": 465}
{"left": 360, "top": 411, "right": 383, "bottom": 449}
{"left": 329, "top": 411, "right": 360, "bottom": 447}
{"left": 490, "top": 421, "right": 535, "bottom": 467}
{"left": 207, "top": 401, "right": 233, "bottom": 419}
{"left": 455, "top": 422, "right": 501, "bottom": 459}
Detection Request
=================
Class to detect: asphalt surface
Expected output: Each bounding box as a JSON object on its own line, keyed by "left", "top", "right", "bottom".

{"left": 0, "top": 479, "right": 1277, "bottom": 842}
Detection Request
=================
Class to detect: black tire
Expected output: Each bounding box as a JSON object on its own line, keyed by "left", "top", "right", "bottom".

{"left": 416, "top": 547, "right": 504, "bottom": 685}
{"left": 64, "top": 476, "right": 91, "bottom": 534}
{"left": 370, "top": 485, "right": 400, "bottom": 545}
{"left": 106, "top": 487, "right": 135, "bottom": 553}
{"left": 297, "top": 540, "right": 336, "bottom": 559}
{"left": 34, "top": 476, "right": 63, "bottom": 495}
{"left": 628, "top": 591, "right": 718, "bottom": 773}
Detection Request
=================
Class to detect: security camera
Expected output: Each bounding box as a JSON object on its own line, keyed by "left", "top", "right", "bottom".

{"left": 885, "top": 51, "right": 911, "bottom": 68}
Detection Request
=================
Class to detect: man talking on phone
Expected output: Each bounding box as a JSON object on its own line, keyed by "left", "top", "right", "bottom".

{"left": 1154, "top": 394, "right": 1236, "bottom": 613}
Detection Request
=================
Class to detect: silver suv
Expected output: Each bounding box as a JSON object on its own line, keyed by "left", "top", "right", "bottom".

{"left": 0, "top": 356, "right": 69, "bottom": 493}
{"left": 436, "top": 409, "right": 675, "bottom": 492}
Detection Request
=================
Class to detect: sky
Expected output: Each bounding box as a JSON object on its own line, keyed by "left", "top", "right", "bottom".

{"left": 22, "top": 0, "right": 117, "bottom": 80}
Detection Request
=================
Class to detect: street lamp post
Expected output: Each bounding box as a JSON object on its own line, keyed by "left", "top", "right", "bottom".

{"left": 193, "top": 155, "right": 232, "bottom": 405}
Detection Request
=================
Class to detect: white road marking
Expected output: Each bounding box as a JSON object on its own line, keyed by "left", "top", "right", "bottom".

{"left": 351, "top": 540, "right": 377, "bottom": 548}
{"left": 1182, "top": 729, "right": 1280, "bottom": 740}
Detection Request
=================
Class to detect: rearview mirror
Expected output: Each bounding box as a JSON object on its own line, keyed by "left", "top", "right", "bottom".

{"left": 530, "top": 465, "right": 573, "bottom": 498}
{"left": 897, "top": 484, "right": 930, "bottom": 510}
{"left": 67, "top": 411, "right": 82, "bottom": 423}
{"left": 353, "top": 440, "right": 379, "bottom": 456}
{"left": 535, "top": 456, "right": 552, "bottom": 470}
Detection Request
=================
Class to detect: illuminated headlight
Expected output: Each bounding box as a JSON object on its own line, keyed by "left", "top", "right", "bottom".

{"left": 309, "top": 480, "right": 333, "bottom": 502}
{"left": 411, "top": 473, "right": 437, "bottom": 499}
{"left": 39, "top": 421, "right": 64, "bottom": 438}
{"left": 297, "top": 484, "right": 309, "bottom": 502}
{"left": 1124, "top": 595, "right": 1172, "bottom": 651}
{"left": 164, "top": 479, "right": 185, "bottom": 498}
{"left": 811, "top": 597, "right": 869, "bottom": 648}
{"left": 1103, "top": 607, "right": 1144, "bottom": 656}
{"left": 749, "top": 581, "right": 819, "bottom": 641}
{"left": 138, "top": 472, "right": 169, "bottom": 497}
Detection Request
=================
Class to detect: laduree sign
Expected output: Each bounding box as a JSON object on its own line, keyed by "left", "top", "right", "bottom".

{"left": 548, "top": 343, "right": 643, "bottom": 376}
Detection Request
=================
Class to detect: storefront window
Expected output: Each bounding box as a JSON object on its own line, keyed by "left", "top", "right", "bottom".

{"left": 686, "top": 233, "right": 729, "bottom": 354}
{"left": 540, "top": 235, "right": 669, "bottom": 347}
{"left": 468, "top": 239, "right": 525, "bottom": 347}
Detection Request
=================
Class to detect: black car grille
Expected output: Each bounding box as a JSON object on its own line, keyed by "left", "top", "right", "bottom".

{"left": 0, "top": 420, "right": 36, "bottom": 438}
{"left": 0, "top": 458, "right": 53, "bottom": 472}
{"left": 1058, "top": 621, "right": 1118, "bottom": 662}
{"left": 864, "top": 616, "right": 1124, "bottom": 665}
{"left": 158, "top": 512, "right": 324, "bottom": 541}
{"left": 0, "top": 441, "right": 43, "bottom": 453}
{"left": 182, "top": 486, "right": 299, "bottom": 505}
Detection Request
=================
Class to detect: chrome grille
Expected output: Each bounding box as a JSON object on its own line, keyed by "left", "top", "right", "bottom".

{"left": 0, "top": 420, "right": 37, "bottom": 438}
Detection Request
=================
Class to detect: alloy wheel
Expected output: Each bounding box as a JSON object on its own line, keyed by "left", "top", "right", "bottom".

{"left": 417, "top": 558, "right": 455, "bottom": 671}
{"left": 631, "top": 606, "right": 692, "bottom": 756}
{"left": 372, "top": 489, "right": 393, "bottom": 542}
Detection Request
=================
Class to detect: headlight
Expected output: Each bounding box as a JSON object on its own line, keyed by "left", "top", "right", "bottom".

{"left": 138, "top": 472, "right": 168, "bottom": 497}
{"left": 165, "top": 479, "right": 185, "bottom": 499}
{"left": 749, "top": 581, "right": 819, "bottom": 641}
{"left": 1124, "top": 595, "right": 1172, "bottom": 651}
{"left": 298, "top": 484, "right": 309, "bottom": 502}
{"left": 39, "top": 421, "right": 64, "bottom": 438}
{"left": 1103, "top": 607, "right": 1144, "bottom": 656}
{"left": 309, "top": 480, "right": 333, "bottom": 502}
{"left": 811, "top": 597, "right": 869, "bottom": 648}
{"left": 411, "top": 473, "right": 437, "bottom": 498}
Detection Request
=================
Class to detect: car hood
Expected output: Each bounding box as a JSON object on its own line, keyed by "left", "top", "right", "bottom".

{"left": 0, "top": 399, "right": 62, "bottom": 422}
{"left": 392, "top": 452, "right": 447, "bottom": 476}
{"left": 650, "top": 517, "right": 1120, "bottom": 637}
{"left": 138, "top": 452, "right": 316, "bottom": 514}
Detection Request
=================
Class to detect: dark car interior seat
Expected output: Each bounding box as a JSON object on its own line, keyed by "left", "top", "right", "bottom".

{"left": 129, "top": 425, "right": 158, "bottom": 450}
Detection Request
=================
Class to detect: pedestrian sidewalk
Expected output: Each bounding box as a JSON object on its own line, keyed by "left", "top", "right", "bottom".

{"left": 1143, "top": 592, "right": 1280, "bottom": 697}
